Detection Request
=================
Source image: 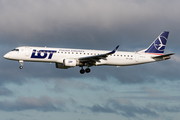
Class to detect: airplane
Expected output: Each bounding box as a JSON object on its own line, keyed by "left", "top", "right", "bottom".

{"left": 4, "top": 31, "right": 174, "bottom": 74}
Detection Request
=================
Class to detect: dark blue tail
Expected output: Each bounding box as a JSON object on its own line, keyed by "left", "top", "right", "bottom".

{"left": 145, "top": 31, "right": 169, "bottom": 54}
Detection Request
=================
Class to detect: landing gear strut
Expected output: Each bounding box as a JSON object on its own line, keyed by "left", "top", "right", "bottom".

{"left": 19, "top": 60, "right": 23, "bottom": 69}
{"left": 80, "top": 67, "right": 91, "bottom": 74}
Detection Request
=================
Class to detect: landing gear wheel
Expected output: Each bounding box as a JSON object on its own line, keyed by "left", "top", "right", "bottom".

{"left": 85, "top": 68, "right": 91, "bottom": 73}
{"left": 80, "top": 69, "right": 85, "bottom": 74}
{"left": 19, "top": 60, "right": 24, "bottom": 69}
{"left": 19, "top": 66, "right": 23, "bottom": 69}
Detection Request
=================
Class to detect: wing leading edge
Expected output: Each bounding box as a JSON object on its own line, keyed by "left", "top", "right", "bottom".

{"left": 78, "top": 45, "right": 119, "bottom": 63}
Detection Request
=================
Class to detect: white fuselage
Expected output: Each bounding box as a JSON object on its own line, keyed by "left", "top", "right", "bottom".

{"left": 4, "top": 46, "right": 157, "bottom": 67}
{"left": 3, "top": 31, "right": 174, "bottom": 74}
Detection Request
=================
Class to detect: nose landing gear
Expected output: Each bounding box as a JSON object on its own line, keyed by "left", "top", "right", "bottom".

{"left": 19, "top": 60, "right": 23, "bottom": 69}
{"left": 19, "top": 66, "right": 23, "bottom": 69}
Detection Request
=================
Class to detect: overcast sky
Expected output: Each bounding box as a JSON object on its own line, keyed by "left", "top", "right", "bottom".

{"left": 0, "top": 0, "right": 180, "bottom": 120}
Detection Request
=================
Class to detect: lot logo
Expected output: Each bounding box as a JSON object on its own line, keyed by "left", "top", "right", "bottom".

{"left": 154, "top": 36, "right": 166, "bottom": 51}
{"left": 31, "top": 50, "right": 57, "bottom": 59}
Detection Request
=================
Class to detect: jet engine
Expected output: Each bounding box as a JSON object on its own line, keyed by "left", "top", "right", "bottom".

{"left": 55, "top": 63, "right": 69, "bottom": 69}
{"left": 63, "top": 59, "right": 77, "bottom": 67}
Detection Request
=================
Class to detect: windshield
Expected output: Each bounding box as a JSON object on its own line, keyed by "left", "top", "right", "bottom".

{"left": 11, "top": 49, "right": 19, "bottom": 51}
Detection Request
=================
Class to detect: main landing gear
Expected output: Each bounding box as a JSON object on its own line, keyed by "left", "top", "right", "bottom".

{"left": 19, "top": 60, "right": 23, "bottom": 69}
{"left": 80, "top": 67, "right": 91, "bottom": 74}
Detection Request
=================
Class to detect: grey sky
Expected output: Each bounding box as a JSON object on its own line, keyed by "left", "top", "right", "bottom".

{"left": 0, "top": 0, "right": 180, "bottom": 120}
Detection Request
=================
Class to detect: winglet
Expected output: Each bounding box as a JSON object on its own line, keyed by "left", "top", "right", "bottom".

{"left": 107, "top": 45, "right": 119, "bottom": 55}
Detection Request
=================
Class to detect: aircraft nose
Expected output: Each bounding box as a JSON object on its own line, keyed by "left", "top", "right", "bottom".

{"left": 4, "top": 53, "right": 9, "bottom": 59}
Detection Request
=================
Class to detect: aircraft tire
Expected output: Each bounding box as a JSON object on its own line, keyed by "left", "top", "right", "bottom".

{"left": 19, "top": 66, "right": 23, "bottom": 69}
{"left": 80, "top": 69, "right": 85, "bottom": 74}
{"left": 85, "top": 68, "right": 91, "bottom": 73}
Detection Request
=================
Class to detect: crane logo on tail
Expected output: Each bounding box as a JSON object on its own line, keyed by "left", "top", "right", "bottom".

{"left": 154, "top": 36, "right": 167, "bottom": 51}
{"left": 145, "top": 31, "right": 169, "bottom": 54}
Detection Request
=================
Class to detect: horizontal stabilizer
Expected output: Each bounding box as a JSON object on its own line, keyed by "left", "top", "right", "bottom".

{"left": 152, "top": 53, "right": 175, "bottom": 60}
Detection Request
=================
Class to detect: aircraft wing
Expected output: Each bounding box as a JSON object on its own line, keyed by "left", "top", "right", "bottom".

{"left": 78, "top": 45, "right": 119, "bottom": 63}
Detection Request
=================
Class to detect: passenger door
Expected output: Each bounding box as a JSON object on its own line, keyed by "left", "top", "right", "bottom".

{"left": 25, "top": 47, "right": 31, "bottom": 57}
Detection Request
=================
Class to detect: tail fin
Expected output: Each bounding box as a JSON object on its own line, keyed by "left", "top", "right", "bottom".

{"left": 142, "top": 31, "right": 169, "bottom": 54}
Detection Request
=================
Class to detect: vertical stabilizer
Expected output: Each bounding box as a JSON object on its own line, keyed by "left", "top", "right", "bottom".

{"left": 143, "top": 31, "right": 169, "bottom": 54}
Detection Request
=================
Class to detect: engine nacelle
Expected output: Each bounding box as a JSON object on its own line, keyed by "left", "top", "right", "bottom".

{"left": 55, "top": 63, "right": 69, "bottom": 69}
{"left": 63, "top": 59, "right": 77, "bottom": 67}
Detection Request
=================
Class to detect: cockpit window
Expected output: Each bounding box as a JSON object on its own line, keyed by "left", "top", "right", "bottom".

{"left": 11, "top": 49, "right": 19, "bottom": 51}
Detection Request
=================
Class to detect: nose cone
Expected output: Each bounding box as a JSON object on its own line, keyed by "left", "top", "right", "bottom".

{"left": 4, "top": 53, "right": 9, "bottom": 59}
